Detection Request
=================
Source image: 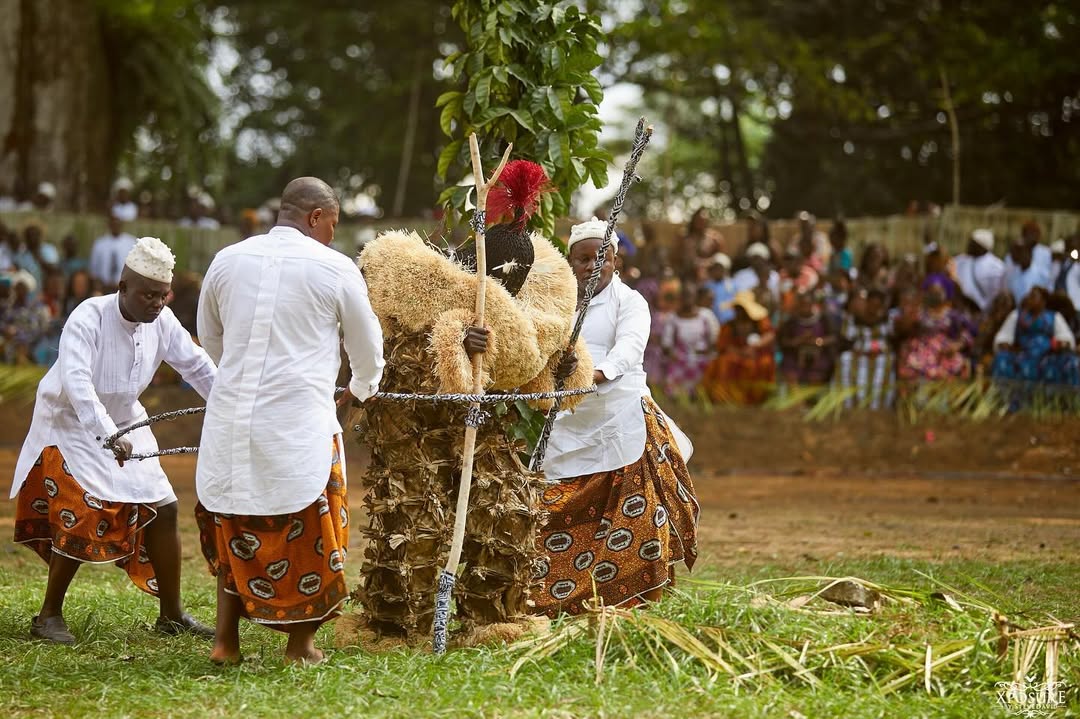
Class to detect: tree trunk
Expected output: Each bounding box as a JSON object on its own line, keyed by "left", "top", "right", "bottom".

{"left": 391, "top": 52, "right": 424, "bottom": 218}
{"left": 0, "top": 0, "right": 111, "bottom": 210}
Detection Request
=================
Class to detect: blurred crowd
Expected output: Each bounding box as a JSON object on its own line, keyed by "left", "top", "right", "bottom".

{"left": 4, "top": 190, "right": 1080, "bottom": 414}
{"left": 615, "top": 210, "right": 1080, "bottom": 409}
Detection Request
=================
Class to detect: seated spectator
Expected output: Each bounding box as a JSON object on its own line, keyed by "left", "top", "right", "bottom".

{"left": 88, "top": 214, "right": 136, "bottom": 290}
{"left": 733, "top": 242, "right": 780, "bottom": 317}
{"left": 1050, "top": 239, "right": 1066, "bottom": 286}
{"left": 778, "top": 249, "right": 820, "bottom": 316}
{"left": 854, "top": 242, "right": 891, "bottom": 294}
{"left": 702, "top": 290, "right": 776, "bottom": 405}
{"left": 1005, "top": 235, "right": 1052, "bottom": 303}
{"left": 895, "top": 277, "right": 975, "bottom": 384}
{"left": 659, "top": 284, "right": 719, "bottom": 399}
{"left": 973, "top": 292, "right": 1016, "bottom": 375}
{"left": 167, "top": 270, "right": 202, "bottom": 336}
{"left": 704, "top": 253, "right": 736, "bottom": 324}
{"left": 953, "top": 229, "right": 1005, "bottom": 313}
{"left": 110, "top": 177, "right": 139, "bottom": 221}
{"left": 793, "top": 211, "right": 829, "bottom": 274}
{"left": 1003, "top": 220, "right": 1053, "bottom": 294}
{"left": 0, "top": 223, "right": 15, "bottom": 272}
{"left": 822, "top": 268, "right": 851, "bottom": 325}
{"left": 992, "top": 286, "right": 1079, "bottom": 388}
{"left": 677, "top": 208, "right": 722, "bottom": 281}
{"left": 1053, "top": 232, "right": 1079, "bottom": 326}
{"left": 644, "top": 270, "right": 680, "bottom": 383}
{"left": 834, "top": 288, "right": 895, "bottom": 410}
{"left": 778, "top": 291, "right": 837, "bottom": 387}
{"left": 828, "top": 220, "right": 853, "bottom": 274}
{"left": 178, "top": 193, "right": 221, "bottom": 229}
{"left": 12, "top": 223, "right": 57, "bottom": 290}
{"left": 63, "top": 269, "right": 95, "bottom": 318}
{"left": 1, "top": 274, "right": 50, "bottom": 363}
{"left": 890, "top": 253, "right": 921, "bottom": 305}
{"left": 922, "top": 247, "right": 958, "bottom": 300}
{"left": 58, "top": 234, "right": 87, "bottom": 278}
{"left": 39, "top": 270, "right": 65, "bottom": 319}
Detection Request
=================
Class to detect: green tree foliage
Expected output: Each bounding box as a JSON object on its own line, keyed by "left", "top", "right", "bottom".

{"left": 101, "top": 1, "right": 223, "bottom": 213}
{"left": 211, "top": 0, "right": 456, "bottom": 216}
{"left": 610, "top": 0, "right": 1080, "bottom": 219}
{"left": 437, "top": 0, "right": 611, "bottom": 235}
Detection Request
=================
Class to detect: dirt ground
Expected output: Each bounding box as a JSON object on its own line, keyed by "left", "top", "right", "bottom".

{"left": 2, "top": 389, "right": 1079, "bottom": 569}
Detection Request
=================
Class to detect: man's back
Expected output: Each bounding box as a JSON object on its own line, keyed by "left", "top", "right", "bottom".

{"left": 195, "top": 225, "right": 383, "bottom": 514}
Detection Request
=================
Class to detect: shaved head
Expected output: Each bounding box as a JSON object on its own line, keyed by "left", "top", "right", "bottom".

{"left": 276, "top": 176, "right": 340, "bottom": 246}
{"left": 279, "top": 176, "right": 339, "bottom": 216}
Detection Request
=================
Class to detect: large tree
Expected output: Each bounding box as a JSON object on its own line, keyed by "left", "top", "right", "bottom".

{"left": 0, "top": 0, "right": 219, "bottom": 212}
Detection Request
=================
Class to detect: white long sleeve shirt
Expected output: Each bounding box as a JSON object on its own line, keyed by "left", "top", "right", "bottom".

{"left": 544, "top": 276, "right": 692, "bottom": 481}
{"left": 195, "top": 226, "right": 384, "bottom": 515}
{"left": 953, "top": 253, "right": 1005, "bottom": 312}
{"left": 993, "top": 310, "right": 1076, "bottom": 349}
{"left": 10, "top": 295, "right": 216, "bottom": 503}
{"left": 88, "top": 232, "right": 137, "bottom": 287}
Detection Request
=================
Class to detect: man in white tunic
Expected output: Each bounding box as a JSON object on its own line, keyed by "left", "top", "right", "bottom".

{"left": 88, "top": 214, "right": 137, "bottom": 290}
{"left": 535, "top": 219, "right": 700, "bottom": 617}
{"left": 10, "top": 237, "right": 216, "bottom": 645}
{"left": 195, "top": 176, "right": 384, "bottom": 665}
{"left": 953, "top": 229, "right": 1005, "bottom": 312}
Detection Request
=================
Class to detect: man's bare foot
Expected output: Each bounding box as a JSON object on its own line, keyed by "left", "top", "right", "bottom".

{"left": 284, "top": 646, "right": 325, "bottom": 665}
{"left": 209, "top": 643, "right": 243, "bottom": 665}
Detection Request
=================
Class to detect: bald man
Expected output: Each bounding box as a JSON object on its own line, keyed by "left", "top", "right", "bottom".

{"left": 195, "top": 177, "right": 384, "bottom": 664}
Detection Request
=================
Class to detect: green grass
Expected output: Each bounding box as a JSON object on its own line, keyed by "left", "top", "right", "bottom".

{"left": 0, "top": 554, "right": 1077, "bottom": 718}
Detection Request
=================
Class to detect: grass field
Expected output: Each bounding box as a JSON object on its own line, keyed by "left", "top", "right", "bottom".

{"left": 0, "top": 552, "right": 1076, "bottom": 718}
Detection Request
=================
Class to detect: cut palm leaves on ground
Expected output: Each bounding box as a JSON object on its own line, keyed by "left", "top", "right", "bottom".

{"left": 509, "top": 576, "right": 1078, "bottom": 699}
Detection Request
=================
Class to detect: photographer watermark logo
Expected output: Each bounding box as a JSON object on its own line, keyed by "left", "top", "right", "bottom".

{"left": 996, "top": 680, "right": 1068, "bottom": 717}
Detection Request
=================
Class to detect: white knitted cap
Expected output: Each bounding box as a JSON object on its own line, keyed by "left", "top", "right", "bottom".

{"left": 710, "top": 252, "right": 732, "bottom": 270}
{"left": 568, "top": 217, "right": 616, "bottom": 253}
{"left": 125, "top": 237, "right": 175, "bottom": 284}
{"left": 745, "top": 242, "right": 770, "bottom": 260}
{"left": 971, "top": 228, "right": 994, "bottom": 251}
{"left": 1050, "top": 239, "right": 1066, "bottom": 254}
{"left": 37, "top": 182, "right": 56, "bottom": 199}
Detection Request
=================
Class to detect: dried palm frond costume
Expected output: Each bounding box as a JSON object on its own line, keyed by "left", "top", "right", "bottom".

{"left": 353, "top": 176, "right": 593, "bottom": 640}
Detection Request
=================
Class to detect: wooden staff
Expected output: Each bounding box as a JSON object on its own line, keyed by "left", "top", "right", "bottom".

{"left": 432, "top": 133, "right": 512, "bottom": 655}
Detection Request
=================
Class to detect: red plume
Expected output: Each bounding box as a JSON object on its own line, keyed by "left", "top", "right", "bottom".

{"left": 486, "top": 160, "right": 554, "bottom": 229}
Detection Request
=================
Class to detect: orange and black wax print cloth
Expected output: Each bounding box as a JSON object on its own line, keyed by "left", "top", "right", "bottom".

{"left": 14, "top": 446, "right": 160, "bottom": 595}
{"left": 534, "top": 397, "right": 700, "bottom": 616}
{"left": 195, "top": 444, "right": 349, "bottom": 625}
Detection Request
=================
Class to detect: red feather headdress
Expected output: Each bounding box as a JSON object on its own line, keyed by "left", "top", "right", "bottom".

{"left": 485, "top": 160, "right": 554, "bottom": 229}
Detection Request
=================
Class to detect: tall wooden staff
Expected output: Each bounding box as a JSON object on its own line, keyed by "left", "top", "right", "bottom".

{"left": 529, "top": 117, "right": 653, "bottom": 472}
{"left": 432, "top": 134, "right": 512, "bottom": 655}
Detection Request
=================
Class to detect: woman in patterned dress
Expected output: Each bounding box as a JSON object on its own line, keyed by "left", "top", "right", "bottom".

{"left": 895, "top": 277, "right": 975, "bottom": 384}
{"left": 992, "top": 286, "right": 1079, "bottom": 388}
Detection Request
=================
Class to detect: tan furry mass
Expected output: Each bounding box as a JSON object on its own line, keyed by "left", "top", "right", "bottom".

{"left": 359, "top": 230, "right": 593, "bottom": 405}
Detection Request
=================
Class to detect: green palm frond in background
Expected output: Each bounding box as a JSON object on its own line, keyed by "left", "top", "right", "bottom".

{"left": 0, "top": 365, "right": 45, "bottom": 406}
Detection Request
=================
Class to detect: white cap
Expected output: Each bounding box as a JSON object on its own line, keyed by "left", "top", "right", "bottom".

{"left": 971, "top": 228, "right": 994, "bottom": 252}
{"left": 113, "top": 177, "right": 133, "bottom": 192}
{"left": 710, "top": 252, "right": 732, "bottom": 270}
{"left": 10, "top": 269, "right": 37, "bottom": 293}
{"left": 124, "top": 237, "right": 175, "bottom": 284}
{"left": 37, "top": 182, "right": 56, "bottom": 199}
{"left": 199, "top": 192, "right": 215, "bottom": 210}
{"left": 1050, "top": 239, "right": 1066, "bottom": 254}
{"left": 568, "top": 217, "right": 616, "bottom": 253}
{"left": 746, "top": 242, "right": 770, "bottom": 260}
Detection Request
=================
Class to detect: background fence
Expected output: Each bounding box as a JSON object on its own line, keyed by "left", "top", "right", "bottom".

{"left": 3, "top": 205, "right": 1078, "bottom": 275}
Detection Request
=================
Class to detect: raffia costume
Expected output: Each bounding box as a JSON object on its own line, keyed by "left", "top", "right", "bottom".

{"left": 353, "top": 230, "right": 593, "bottom": 639}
